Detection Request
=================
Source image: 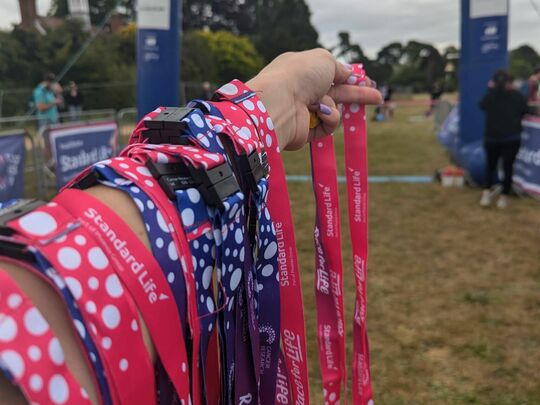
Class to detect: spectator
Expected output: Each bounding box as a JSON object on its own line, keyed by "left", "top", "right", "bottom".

{"left": 479, "top": 70, "right": 528, "bottom": 209}
{"left": 65, "top": 81, "right": 84, "bottom": 121}
{"left": 426, "top": 81, "right": 444, "bottom": 117}
{"left": 527, "top": 66, "right": 540, "bottom": 115}
{"left": 32, "top": 73, "right": 62, "bottom": 130}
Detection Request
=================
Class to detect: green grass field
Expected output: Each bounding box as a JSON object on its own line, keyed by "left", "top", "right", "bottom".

{"left": 282, "top": 105, "right": 540, "bottom": 404}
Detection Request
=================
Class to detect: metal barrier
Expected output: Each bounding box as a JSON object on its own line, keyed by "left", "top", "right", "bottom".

{"left": 116, "top": 107, "right": 138, "bottom": 148}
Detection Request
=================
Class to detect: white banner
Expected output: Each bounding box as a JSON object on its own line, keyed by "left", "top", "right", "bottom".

{"left": 470, "top": 0, "right": 508, "bottom": 19}
{"left": 137, "top": 0, "right": 171, "bottom": 30}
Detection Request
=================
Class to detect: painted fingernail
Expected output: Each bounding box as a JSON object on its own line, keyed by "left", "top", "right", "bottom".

{"left": 342, "top": 62, "right": 353, "bottom": 70}
{"left": 359, "top": 81, "right": 367, "bottom": 87}
{"left": 371, "top": 80, "right": 377, "bottom": 89}
{"left": 319, "top": 103, "right": 333, "bottom": 115}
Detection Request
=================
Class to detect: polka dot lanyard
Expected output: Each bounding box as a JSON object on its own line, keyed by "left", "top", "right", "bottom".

{"left": 189, "top": 102, "right": 283, "bottom": 404}
{"left": 123, "top": 143, "right": 258, "bottom": 405}
{"left": 164, "top": 101, "right": 281, "bottom": 403}
{"left": 6, "top": 201, "right": 157, "bottom": 405}
{"left": 69, "top": 155, "right": 201, "bottom": 404}
{"left": 84, "top": 158, "right": 216, "bottom": 405}
{"left": 54, "top": 188, "right": 192, "bottom": 405}
{"left": 79, "top": 162, "right": 189, "bottom": 405}
{"left": 0, "top": 266, "right": 92, "bottom": 405}
{"left": 204, "top": 92, "right": 294, "bottom": 404}
{"left": 69, "top": 150, "right": 204, "bottom": 405}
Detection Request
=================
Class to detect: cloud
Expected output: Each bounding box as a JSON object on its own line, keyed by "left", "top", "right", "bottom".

{"left": 307, "top": 0, "right": 540, "bottom": 56}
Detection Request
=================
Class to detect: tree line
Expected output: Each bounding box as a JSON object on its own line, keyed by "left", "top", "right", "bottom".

{"left": 0, "top": 0, "right": 538, "bottom": 116}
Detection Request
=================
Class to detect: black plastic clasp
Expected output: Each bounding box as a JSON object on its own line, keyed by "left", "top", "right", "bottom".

{"left": 146, "top": 159, "right": 240, "bottom": 210}
{"left": 0, "top": 199, "right": 46, "bottom": 236}
{"left": 142, "top": 107, "right": 194, "bottom": 145}
{"left": 237, "top": 150, "right": 269, "bottom": 192}
{"left": 72, "top": 170, "right": 100, "bottom": 190}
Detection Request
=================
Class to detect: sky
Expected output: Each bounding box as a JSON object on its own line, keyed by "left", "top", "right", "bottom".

{"left": 1, "top": 0, "right": 539, "bottom": 57}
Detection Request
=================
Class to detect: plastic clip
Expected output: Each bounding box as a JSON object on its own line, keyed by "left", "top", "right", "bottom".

{"left": 238, "top": 150, "right": 269, "bottom": 192}
{"left": 0, "top": 199, "right": 46, "bottom": 236}
{"left": 146, "top": 159, "right": 240, "bottom": 210}
{"left": 142, "top": 107, "right": 194, "bottom": 145}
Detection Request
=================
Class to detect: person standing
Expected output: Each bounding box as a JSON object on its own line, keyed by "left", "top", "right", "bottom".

{"left": 33, "top": 73, "right": 62, "bottom": 130}
{"left": 65, "top": 81, "right": 84, "bottom": 121}
{"left": 479, "top": 70, "right": 529, "bottom": 208}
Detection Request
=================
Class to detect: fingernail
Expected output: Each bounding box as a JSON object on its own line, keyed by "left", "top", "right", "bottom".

{"left": 371, "top": 80, "right": 377, "bottom": 89}
{"left": 342, "top": 62, "right": 353, "bottom": 70}
{"left": 319, "top": 103, "right": 333, "bottom": 115}
{"left": 359, "top": 81, "right": 367, "bottom": 87}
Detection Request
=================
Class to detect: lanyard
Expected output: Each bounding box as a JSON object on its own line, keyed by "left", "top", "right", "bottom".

{"left": 310, "top": 134, "right": 347, "bottom": 403}
{"left": 54, "top": 188, "right": 192, "bottom": 405}
{"left": 70, "top": 153, "right": 200, "bottom": 405}
{"left": 6, "top": 201, "right": 156, "bottom": 405}
{"left": 0, "top": 265, "right": 93, "bottom": 405}
{"left": 343, "top": 65, "right": 373, "bottom": 405}
{"left": 211, "top": 82, "right": 311, "bottom": 405}
{"left": 202, "top": 107, "right": 282, "bottom": 404}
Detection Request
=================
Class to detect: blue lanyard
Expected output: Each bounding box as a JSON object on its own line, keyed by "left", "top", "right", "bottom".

{"left": 183, "top": 102, "right": 283, "bottom": 403}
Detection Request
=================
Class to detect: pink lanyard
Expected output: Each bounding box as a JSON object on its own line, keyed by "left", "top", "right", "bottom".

{"left": 0, "top": 267, "right": 92, "bottom": 405}
{"left": 6, "top": 201, "right": 156, "bottom": 405}
{"left": 212, "top": 81, "right": 311, "bottom": 405}
{"left": 54, "top": 188, "right": 192, "bottom": 404}
{"left": 343, "top": 65, "right": 373, "bottom": 404}
{"left": 310, "top": 134, "right": 347, "bottom": 404}
{"left": 69, "top": 153, "right": 202, "bottom": 405}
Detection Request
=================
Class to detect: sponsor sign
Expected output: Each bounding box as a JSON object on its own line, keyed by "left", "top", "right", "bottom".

{"left": 514, "top": 118, "right": 540, "bottom": 199}
{"left": 0, "top": 131, "right": 26, "bottom": 201}
{"left": 49, "top": 122, "right": 117, "bottom": 189}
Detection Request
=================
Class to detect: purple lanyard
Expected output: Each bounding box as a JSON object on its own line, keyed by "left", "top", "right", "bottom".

{"left": 188, "top": 100, "right": 282, "bottom": 403}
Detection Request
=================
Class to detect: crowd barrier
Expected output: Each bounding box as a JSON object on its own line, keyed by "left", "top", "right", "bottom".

{"left": 0, "top": 108, "right": 137, "bottom": 200}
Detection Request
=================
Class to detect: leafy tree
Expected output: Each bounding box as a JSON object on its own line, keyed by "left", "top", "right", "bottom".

{"left": 509, "top": 45, "right": 540, "bottom": 79}
{"left": 199, "top": 30, "right": 263, "bottom": 82}
{"left": 183, "top": 0, "right": 319, "bottom": 63}
{"left": 182, "top": 0, "right": 257, "bottom": 35}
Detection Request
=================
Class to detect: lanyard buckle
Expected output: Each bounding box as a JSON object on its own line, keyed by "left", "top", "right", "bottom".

{"left": 143, "top": 107, "right": 194, "bottom": 145}
{"left": 0, "top": 199, "right": 46, "bottom": 236}
{"left": 146, "top": 159, "right": 240, "bottom": 210}
{"left": 237, "top": 150, "right": 269, "bottom": 192}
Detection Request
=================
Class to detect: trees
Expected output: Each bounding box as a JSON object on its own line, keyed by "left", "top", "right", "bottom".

{"left": 183, "top": 0, "right": 319, "bottom": 63}
{"left": 509, "top": 45, "right": 540, "bottom": 79}
{"left": 49, "top": 0, "right": 135, "bottom": 25}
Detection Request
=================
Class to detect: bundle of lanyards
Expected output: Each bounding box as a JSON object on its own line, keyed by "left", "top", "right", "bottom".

{"left": 0, "top": 64, "right": 372, "bottom": 405}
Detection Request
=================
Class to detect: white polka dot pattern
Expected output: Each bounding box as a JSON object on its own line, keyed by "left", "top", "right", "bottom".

{"left": 10, "top": 202, "right": 156, "bottom": 405}
{"left": 0, "top": 271, "right": 92, "bottom": 405}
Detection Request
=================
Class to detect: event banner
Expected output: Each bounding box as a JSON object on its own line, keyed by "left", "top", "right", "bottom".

{"left": 49, "top": 121, "right": 118, "bottom": 189}
{"left": 514, "top": 118, "right": 540, "bottom": 199}
{"left": 0, "top": 131, "right": 26, "bottom": 202}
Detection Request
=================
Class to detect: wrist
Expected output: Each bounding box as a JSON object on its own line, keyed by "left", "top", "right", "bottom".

{"left": 247, "top": 72, "right": 297, "bottom": 150}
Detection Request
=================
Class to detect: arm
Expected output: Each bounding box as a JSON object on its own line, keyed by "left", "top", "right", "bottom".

{"left": 0, "top": 49, "right": 381, "bottom": 404}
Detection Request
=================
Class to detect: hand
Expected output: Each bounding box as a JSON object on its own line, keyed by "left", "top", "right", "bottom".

{"left": 247, "top": 48, "right": 383, "bottom": 150}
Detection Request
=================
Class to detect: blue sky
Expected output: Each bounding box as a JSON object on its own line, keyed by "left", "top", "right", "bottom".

{"left": 1, "top": 0, "right": 539, "bottom": 57}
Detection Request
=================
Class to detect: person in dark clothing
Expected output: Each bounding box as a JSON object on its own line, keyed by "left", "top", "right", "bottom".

{"left": 479, "top": 70, "right": 529, "bottom": 208}
{"left": 65, "top": 81, "right": 84, "bottom": 121}
{"left": 426, "top": 82, "right": 444, "bottom": 116}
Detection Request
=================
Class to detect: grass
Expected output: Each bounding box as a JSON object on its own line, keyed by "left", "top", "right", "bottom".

{"left": 282, "top": 105, "right": 540, "bottom": 404}
{"left": 17, "top": 104, "right": 539, "bottom": 403}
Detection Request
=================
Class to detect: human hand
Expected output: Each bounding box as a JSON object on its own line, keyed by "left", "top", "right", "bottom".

{"left": 247, "top": 49, "right": 383, "bottom": 150}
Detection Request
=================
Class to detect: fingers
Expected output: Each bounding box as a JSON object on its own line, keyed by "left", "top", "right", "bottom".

{"left": 308, "top": 95, "right": 340, "bottom": 142}
{"left": 327, "top": 84, "right": 383, "bottom": 106}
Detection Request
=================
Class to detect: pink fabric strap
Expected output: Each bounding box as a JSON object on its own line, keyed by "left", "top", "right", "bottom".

{"left": 0, "top": 265, "right": 92, "bottom": 405}
{"left": 6, "top": 201, "right": 156, "bottom": 405}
